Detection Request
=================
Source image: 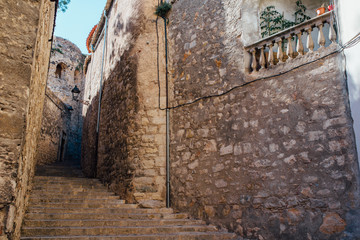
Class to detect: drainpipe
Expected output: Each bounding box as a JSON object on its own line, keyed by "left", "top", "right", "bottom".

{"left": 163, "top": 17, "right": 170, "bottom": 208}
{"left": 97, "top": 11, "right": 108, "bottom": 134}
{"left": 94, "top": 11, "right": 108, "bottom": 177}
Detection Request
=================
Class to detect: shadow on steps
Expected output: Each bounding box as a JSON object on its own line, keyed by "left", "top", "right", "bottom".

{"left": 35, "top": 162, "right": 84, "bottom": 178}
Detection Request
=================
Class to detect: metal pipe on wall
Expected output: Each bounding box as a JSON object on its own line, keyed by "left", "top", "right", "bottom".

{"left": 164, "top": 17, "right": 170, "bottom": 208}
{"left": 96, "top": 11, "right": 108, "bottom": 133}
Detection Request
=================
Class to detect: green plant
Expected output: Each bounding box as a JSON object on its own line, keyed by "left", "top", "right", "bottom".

{"left": 260, "top": 6, "right": 282, "bottom": 38}
{"left": 58, "top": 0, "right": 70, "bottom": 13}
{"left": 260, "top": 1, "right": 311, "bottom": 38}
{"left": 51, "top": 48, "right": 63, "bottom": 54}
{"left": 282, "top": 17, "right": 295, "bottom": 29}
{"left": 155, "top": 2, "right": 172, "bottom": 18}
{"left": 294, "top": 0, "right": 311, "bottom": 24}
{"left": 75, "top": 62, "right": 84, "bottom": 72}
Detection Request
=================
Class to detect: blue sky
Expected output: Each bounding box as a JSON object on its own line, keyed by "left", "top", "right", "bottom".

{"left": 54, "top": 0, "right": 107, "bottom": 54}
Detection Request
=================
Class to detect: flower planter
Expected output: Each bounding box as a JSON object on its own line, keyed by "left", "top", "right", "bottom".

{"left": 328, "top": 4, "right": 334, "bottom": 11}
{"left": 316, "top": 7, "right": 326, "bottom": 16}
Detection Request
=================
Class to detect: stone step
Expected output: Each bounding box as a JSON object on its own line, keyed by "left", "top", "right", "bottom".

{"left": 27, "top": 207, "right": 174, "bottom": 214}
{"left": 25, "top": 213, "right": 189, "bottom": 221}
{"left": 30, "top": 190, "right": 115, "bottom": 197}
{"left": 36, "top": 165, "right": 81, "bottom": 169}
{"left": 21, "top": 225, "right": 218, "bottom": 237}
{"left": 32, "top": 184, "right": 106, "bottom": 190}
{"left": 33, "top": 180, "right": 102, "bottom": 185}
{"left": 29, "top": 198, "right": 125, "bottom": 204}
{"left": 29, "top": 193, "right": 119, "bottom": 200}
{"left": 30, "top": 202, "right": 133, "bottom": 209}
{"left": 23, "top": 219, "right": 205, "bottom": 228}
{"left": 32, "top": 183, "right": 104, "bottom": 188}
{"left": 33, "top": 179, "right": 99, "bottom": 183}
{"left": 20, "top": 231, "right": 237, "bottom": 239}
{"left": 33, "top": 176, "right": 97, "bottom": 181}
{"left": 33, "top": 178, "right": 102, "bottom": 183}
{"left": 22, "top": 165, "right": 237, "bottom": 240}
{"left": 32, "top": 185, "right": 107, "bottom": 191}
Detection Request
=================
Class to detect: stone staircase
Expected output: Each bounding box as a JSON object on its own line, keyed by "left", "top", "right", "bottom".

{"left": 21, "top": 164, "right": 237, "bottom": 239}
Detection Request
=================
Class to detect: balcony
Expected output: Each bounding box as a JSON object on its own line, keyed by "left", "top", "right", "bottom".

{"left": 244, "top": 11, "right": 338, "bottom": 76}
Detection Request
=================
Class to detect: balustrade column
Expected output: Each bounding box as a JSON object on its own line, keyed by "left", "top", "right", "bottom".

{"left": 286, "top": 34, "right": 294, "bottom": 59}
{"left": 267, "top": 42, "right": 275, "bottom": 66}
{"left": 329, "top": 17, "right": 337, "bottom": 44}
{"left": 316, "top": 22, "right": 326, "bottom": 48}
{"left": 295, "top": 30, "right": 304, "bottom": 55}
{"left": 245, "top": 50, "right": 252, "bottom": 73}
{"left": 305, "top": 27, "right": 314, "bottom": 52}
{"left": 275, "top": 38, "right": 284, "bottom": 63}
{"left": 259, "top": 45, "right": 266, "bottom": 70}
{"left": 250, "top": 48, "right": 257, "bottom": 72}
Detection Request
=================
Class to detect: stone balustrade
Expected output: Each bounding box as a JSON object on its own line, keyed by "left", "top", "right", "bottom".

{"left": 244, "top": 11, "right": 337, "bottom": 73}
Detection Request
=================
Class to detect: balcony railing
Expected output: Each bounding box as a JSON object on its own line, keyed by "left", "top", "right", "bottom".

{"left": 244, "top": 11, "right": 337, "bottom": 74}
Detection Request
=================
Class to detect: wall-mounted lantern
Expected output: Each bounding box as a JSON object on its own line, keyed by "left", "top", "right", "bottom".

{"left": 71, "top": 85, "right": 80, "bottom": 101}
{"left": 71, "top": 85, "right": 89, "bottom": 105}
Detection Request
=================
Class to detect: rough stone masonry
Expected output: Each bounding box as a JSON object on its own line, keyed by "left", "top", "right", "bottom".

{"left": 168, "top": 0, "right": 360, "bottom": 239}
{"left": 82, "top": 0, "right": 168, "bottom": 207}
{"left": 80, "top": 0, "right": 360, "bottom": 239}
{"left": 0, "top": 0, "right": 56, "bottom": 239}
{"left": 35, "top": 37, "right": 86, "bottom": 166}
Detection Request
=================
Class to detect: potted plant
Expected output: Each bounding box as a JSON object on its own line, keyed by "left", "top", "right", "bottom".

{"left": 316, "top": 3, "right": 326, "bottom": 16}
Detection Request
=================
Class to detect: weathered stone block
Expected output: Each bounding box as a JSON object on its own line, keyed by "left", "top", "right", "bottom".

{"left": 220, "top": 144, "right": 233, "bottom": 156}
{"left": 319, "top": 212, "right": 346, "bottom": 235}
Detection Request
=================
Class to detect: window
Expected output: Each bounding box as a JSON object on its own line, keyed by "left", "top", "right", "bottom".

{"left": 55, "top": 63, "right": 66, "bottom": 79}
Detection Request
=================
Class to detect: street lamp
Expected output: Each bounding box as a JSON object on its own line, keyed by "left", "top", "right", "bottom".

{"left": 71, "top": 85, "right": 80, "bottom": 101}
{"left": 71, "top": 85, "right": 89, "bottom": 105}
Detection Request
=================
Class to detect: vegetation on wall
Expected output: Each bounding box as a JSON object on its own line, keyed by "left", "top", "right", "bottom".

{"left": 51, "top": 48, "right": 64, "bottom": 54}
{"left": 294, "top": 0, "right": 311, "bottom": 24}
{"left": 260, "top": 1, "right": 311, "bottom": 38}
{"left": 155, "top": 2, "right": 172, "bottom": 18}
{"left": 75, "top": 62, "right": 84, "bottom": 72}
{"left": 58, "top": 0, "right": 71, "bottom": 13}
{"left": 259, "top": 6, "right": 283, "bottom": 38}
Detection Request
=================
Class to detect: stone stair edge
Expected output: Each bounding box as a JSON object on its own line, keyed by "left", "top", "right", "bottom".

{"left": 20, "top": 231, "right": 238, "bottom": 239}
{"left": 22, "top": 225, "right": 216, "bottom": 230}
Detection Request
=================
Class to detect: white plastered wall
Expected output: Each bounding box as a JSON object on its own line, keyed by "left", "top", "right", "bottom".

{"left": 338, "top": 0, "right": 360, "bottom": 165}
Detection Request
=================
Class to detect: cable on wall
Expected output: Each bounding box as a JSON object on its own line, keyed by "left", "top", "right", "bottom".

{"left": 156, "top": 31, "right": 360, "bottom": 111}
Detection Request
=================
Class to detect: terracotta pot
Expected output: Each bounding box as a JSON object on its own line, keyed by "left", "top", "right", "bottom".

{"left": 316, "top": 7, "right": 326, "bottom": 16}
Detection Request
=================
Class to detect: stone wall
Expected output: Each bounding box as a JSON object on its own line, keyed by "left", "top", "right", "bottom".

{"left": 0, "top": 0, "right": 55, "bottom": 238}
{"left": 168, "top": 0, "right": 360, "bottom": 239}
{"left": 45, "top": 36, "right": 85, "bottom": 164}
{"left": 82, "top": 0, "right": 167, "bottom": 206}
{"left": 35, "top": 89, "right": 71, "bottom": 166}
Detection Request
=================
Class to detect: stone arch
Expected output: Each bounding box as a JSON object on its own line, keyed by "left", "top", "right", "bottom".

{"left": 55, "top": 62, "right": 67, "bottom": 79}
{"left": 74, "top": 69, "right": 81, "bottom": 84}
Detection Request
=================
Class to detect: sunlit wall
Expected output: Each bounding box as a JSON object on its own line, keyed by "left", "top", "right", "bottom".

{"left": 338, "top": 0, "right": 360, "bottom": 165}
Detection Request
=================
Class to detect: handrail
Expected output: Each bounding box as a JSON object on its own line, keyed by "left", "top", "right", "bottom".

{"left": 244, "top": 11, "right": 337, "bottom": 73}
{"left": 244, "top": 12, "right": 332, "bottom": 49}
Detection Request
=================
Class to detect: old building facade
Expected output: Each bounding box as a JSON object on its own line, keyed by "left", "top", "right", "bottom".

{"left": 35, "top": 36, "right": 85, "bottom": 166}
{"left": 0, "top": 0, "right": 359, "bottom": 239}
{"left": 82, "top": 0, "right": 168, "bottom": 207}
{"left": 0, "top": 0, "right": 56, "bottom": 239}
{"left": 81, "top": 0, "right": 360, "bottom": 239}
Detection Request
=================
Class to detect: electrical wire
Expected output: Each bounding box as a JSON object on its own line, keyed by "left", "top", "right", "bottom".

{"left": 156, "top": 30, "right": 360, "bottom": 111}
